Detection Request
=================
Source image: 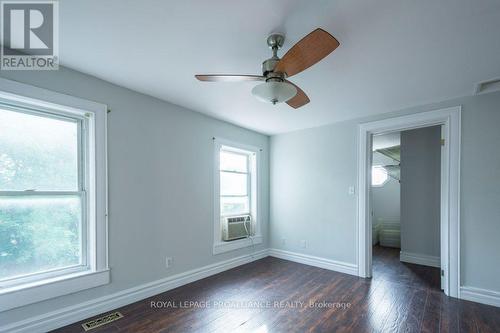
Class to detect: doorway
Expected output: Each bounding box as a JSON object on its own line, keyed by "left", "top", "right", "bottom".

{"left": 371, "top": 128, "right": 441, "bottom": 291}
{"left": 357, "top": 107, "right": 461, "bottom": 297}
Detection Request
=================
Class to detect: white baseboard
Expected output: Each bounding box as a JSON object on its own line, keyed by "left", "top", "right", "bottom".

{"left": 399, "top": 251, "right": 440, "bottom": 268}
{"left": 372, "top": 224, "right": 380, "bottom": 245}
{"left": 461, "top": 286, "right": 500, "bottom": 308}
{"left": 0, "top": 249, "right": 269, "bottom": 333}
{"left": 4, "top": 245, "right": 499, "bottom": 332}
{"left": 268, "top": 248, "right": 358, "bottom": 276}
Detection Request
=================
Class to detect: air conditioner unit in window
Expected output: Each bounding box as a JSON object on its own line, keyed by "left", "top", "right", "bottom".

{"left": 222, "top": 215, "right": 252, "bottom": 241}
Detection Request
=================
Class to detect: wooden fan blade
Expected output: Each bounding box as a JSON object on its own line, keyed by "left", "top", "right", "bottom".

{"left": 275, "top": 28, "right": 339, "bottom": 78}
{"left": 286, "top": 81, "right": 310, "bottom": 109}
{"left": 195, "top": 74, "right": 265, "bottom": 82}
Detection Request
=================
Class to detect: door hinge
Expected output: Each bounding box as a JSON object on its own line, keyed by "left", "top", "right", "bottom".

{"left": 440, "top": 139, "right": 445, "bottom": 146}
{"left": 441, "top": 269, "right": 445, "bottom": 276}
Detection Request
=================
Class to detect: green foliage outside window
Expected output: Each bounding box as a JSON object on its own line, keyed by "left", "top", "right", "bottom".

{"left": 0, "top": 109, "right": 82, "bottom": 280}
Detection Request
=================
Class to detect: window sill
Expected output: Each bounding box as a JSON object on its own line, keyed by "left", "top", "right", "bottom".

{"left": 213, "top": 235, "right": 263, "bottom": 255}
{"left": 0, "top": 269, "right": 110, "bottom": 312}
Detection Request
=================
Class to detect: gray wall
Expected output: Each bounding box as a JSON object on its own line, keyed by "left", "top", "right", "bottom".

{"left": 270, "top": 124, "right": 357, "bottom": 263}
{"left": 372, "top": 152, "right": 400, "bottom": 225}
{"left": 270, "top": 90, "right": 500, "bottom": 293}
{"left": 400, "top": 126, "right": 441, "bottom": 257}
{"left": 0, "top": 68, "right": 269, "bottom": 325}
{"left": 372, "top": 152, "right": 400, "bottom": 247}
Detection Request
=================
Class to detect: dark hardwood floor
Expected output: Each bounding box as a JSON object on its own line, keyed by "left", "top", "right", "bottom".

{"left": 372, "top": 245, "right": 441, "bottom": 291}
{"left": 54, "top": 248, "right": 500, "bottom": 333}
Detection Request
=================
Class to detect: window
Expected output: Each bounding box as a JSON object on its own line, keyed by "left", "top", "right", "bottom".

{"left": 220, "top": 149, "right": 250, "bottom": 216}
{"left": 0, "top": 109, "right": 83, "bottom": 281}
{"left": 372, "top": 166, "right": 389, "bottom": 187}
{"left": 213, "top": 139, "right": 262, "bottom": 254}
{"left": 0, "top": 79, "right": 108, "bottom": 312}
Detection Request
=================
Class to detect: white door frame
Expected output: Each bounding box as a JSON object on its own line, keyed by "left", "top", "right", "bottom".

{"left": 357, "top": 106, "right": 461, "bottom": 297}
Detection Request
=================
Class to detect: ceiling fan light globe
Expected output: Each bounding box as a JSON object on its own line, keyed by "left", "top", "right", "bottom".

{"left": 251, "top": 81, "right": 297, "bottom": 104}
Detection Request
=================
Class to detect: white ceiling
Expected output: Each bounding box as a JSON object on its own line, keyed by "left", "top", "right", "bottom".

{"left": 59, "top": 0, "right": 500, "bottom": 135}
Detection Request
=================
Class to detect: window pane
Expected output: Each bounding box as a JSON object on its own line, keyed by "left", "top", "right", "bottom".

{"left": 372, "top": 166, "right": 388, "bottom": 186}
{"left": 221, "top": 196, "right": 249, "bottom": 216}
{"left": 220, "top": 171, "right": 247, "bottom": 196}
{"left": 0, "top": 196, "right": 82, "bottom": 280}
{"left": 0, "top": 109, "right": 79, "bottom": 191}
{"left": 220, "top": 150, "right": 248, "bottom": 172}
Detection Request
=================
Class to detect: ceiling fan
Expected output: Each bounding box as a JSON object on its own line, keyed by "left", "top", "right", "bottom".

{"left": 195, "top": 28, "right": 339, "bottom": 109}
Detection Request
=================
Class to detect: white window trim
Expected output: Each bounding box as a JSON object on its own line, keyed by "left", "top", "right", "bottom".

{"left": 0, "top": 78, "right": 109, "bottom": 312}
{"left": 213, "top": 137, "right": 262, "bottom": 255}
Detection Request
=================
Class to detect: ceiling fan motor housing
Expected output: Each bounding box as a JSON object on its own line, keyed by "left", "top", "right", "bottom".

{"left": 262, "top": 33, "right": 286, "bottom": 78}
{"left": 262, "top": 58, "right": 280, "bottom": 77}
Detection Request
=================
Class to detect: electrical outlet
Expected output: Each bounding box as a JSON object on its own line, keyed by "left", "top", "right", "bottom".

{"left": 165, "top": 257, "right": 173, "bottom": 269}
{"left": 300, "top": 240, "right": 307, "bottom": 248}
{"left": 281, "top": 238, "right": 286, "bottom": 246}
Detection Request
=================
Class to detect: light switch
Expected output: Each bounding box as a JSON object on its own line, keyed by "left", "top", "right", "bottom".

{"left": 348, "top": 186, "right": 355, "bottom": 195}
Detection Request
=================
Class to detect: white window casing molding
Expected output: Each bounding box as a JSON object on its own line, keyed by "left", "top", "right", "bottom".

{"left": 0, "top": 78, "right": 109, "bottom": 311}
{"left": 213, "top": 137, "right": 263, "bottom": 254}
{"left": 357, "top": 106, "right": 461, "bottom": 298}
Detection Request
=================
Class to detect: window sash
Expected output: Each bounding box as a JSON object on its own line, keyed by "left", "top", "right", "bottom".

{"left": 219, "top": 148, "right": 252, "bottom": 216}
{"left": 0, "top": 191, "right": 83, "bottom": 196}
{"left": 220, "top": 194, "right": 248, "bottom": 198}
{"left": 0, "top": 106, "right": 89, "bottom": 287}
{"left": 220, "top": 148, "right": 249, "bottom": 173}
{"left": 0, "top": 104, "right": 85, "bottom": 192}
{"left": 0, "top": 261, "right": 88, "bottom": 288}
{"left": 0, "top": 190, "right": 89, "bottom": 286}
{"left": 220, "top": 195, "right": 250, "bottom": 216}
{"left": 219, "top": 169, "right": 248, "bottom": 175}
{"left": 220, "top": 171, "right": 249, "bottom": 196}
